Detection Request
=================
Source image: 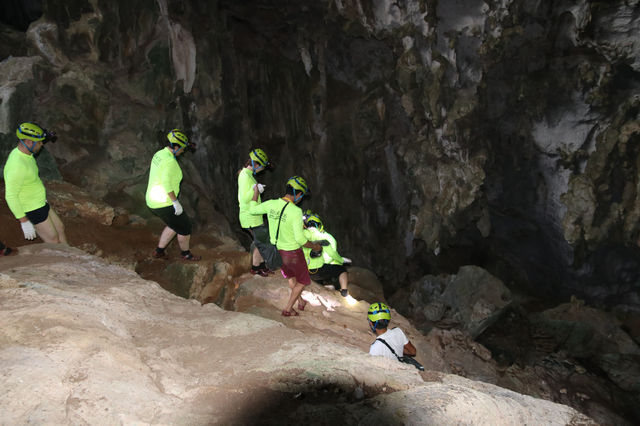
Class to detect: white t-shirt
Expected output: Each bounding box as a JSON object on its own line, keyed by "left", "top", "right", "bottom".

{"left": 369, "top": 328, "right": 409, "bottom": 361}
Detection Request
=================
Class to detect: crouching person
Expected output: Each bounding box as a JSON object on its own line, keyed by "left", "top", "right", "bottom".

{"left": 368, "top": 302, "right": 417, "bottom": 363}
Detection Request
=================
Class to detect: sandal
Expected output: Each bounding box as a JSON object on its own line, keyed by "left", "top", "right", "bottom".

{"left": 281, "top": 309, "right": 299, "bottom": 317}
{"left": 297, "top": 299, "right": 307, "bottom": 311}
{"left": 181, "top": 252, "right": 202, "bottom": 261}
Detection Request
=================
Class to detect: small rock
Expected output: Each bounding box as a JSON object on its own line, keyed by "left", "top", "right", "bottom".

{"left": 353, "top": 387, "right": 364, "bottom": 400}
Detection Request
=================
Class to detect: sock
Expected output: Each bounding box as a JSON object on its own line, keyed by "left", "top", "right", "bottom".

{"left": 258, "top": 261, "right": 266, "bottom": 269}
{"left": 181, "top": 250, "right": 191, "bottom": 256}
{"left": 155, "top": 247, "right": 165, "bottom": 254}
{"left": 0, "top": 241, "right": 5, "bottom": 251}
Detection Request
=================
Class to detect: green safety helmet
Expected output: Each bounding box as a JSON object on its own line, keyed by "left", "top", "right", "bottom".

{"left": 287, "top": 175, "right": 309, "bottom": 195}
{"left": 167, "top": 129, "right": 189, "bottom": 147}
{"left": 305, "top": 213, "right": 324, "bottom": 231}
{"left": 302, "top": 209, "right": 314, "bottom": 221}
{"left": 16, "top": 122, "right": 45, "bottom": 142}
{"left": 368, "top": 302, "right": 391, "bottom": 323}
{"left": 249, "top": 148, "right": 270, "bottom": 168}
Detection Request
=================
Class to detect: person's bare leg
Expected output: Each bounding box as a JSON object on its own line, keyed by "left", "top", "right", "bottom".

{"left": 48, "top": 210, "right": 67, "bottom": 244}
{"left": 339, "top": 272, "right": 348, "bottom": 291}
{"left": 158, "top": 226, "right": 177, "bottom": 248}
{"left": 176, "top": 234, "right": 191, "bottom": 251}
{"left": 34, "top": 214, "right": 63, "bottom": 244}
{"left": 285, "top": 282, "right": 305, "bottom": 312}
{"left": 252, "top": 247, "right": 264, "bottom": 266}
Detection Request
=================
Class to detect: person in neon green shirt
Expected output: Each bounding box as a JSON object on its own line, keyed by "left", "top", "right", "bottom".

{"left": 145, "top": 129, "right": 201, "bottom": 261}
{"left": 302, "top": 213, "right": 352, "bottom": 297}
{"left": 3, "top": 122, "right": 67, "bottom": 244}
{"left": 237, "top": 148, "right": 278, "bottom": 276}
{"left": 248, "top": 176, "right": 322, "bottom": 316}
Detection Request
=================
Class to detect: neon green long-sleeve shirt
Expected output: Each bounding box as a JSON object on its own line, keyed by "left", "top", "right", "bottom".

{"left": 3, "top": 147, "right": 47, "bottom": 218}
{"left": 237, "top": 167, "right": 263, "bottom": 228}
{"left": 303, "top": 227, "right": 343, "bottom": 268}
{"left": 248, "top": 198, "right": 307, "bottom": 250}
{"left": 145, "top": 148, "right": 182, "bottom": 209}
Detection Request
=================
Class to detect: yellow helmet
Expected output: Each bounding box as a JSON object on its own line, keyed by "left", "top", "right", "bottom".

{"left": 304, "top": 213, "right": 324, "bottom": 232}
{"left": 367, "top": 302, "right": 391, "bottom": 322}
{"left": 16, "top": 122, "right": 45, "bottom": 142}
{"left": 249, "top": 148, "right": 270, "bottom": 168}
{"left": 167, "top": 129, "right": 189, "bottom": 147}
{"left": 287, "top": 175, "right": 309, "bottom": 195}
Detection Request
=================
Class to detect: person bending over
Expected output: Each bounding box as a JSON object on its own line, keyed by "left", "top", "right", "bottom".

{"left": 302, "top": 212, "right": 352, "bottom": 297}
{"left": 4, "top": 122, "right": 67, "bottom": 244}
{"left": 368, "top": 302, "right": 416, "bottom": 361}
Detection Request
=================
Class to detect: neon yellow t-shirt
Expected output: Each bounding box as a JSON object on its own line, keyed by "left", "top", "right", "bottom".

{"left": 248, "top": 198, "right": 307, "bottom": 250}
{"left": 145, "top": 147, "right": 182, "bottom": 209}
{"left": 303, "top": 227, "right": 343, "bottom": 268}
{"left": 237, "top": 167, "right": 263, "bottom": 228}
{"left": 3, "top": 147, "right": 47, "bottom": 218}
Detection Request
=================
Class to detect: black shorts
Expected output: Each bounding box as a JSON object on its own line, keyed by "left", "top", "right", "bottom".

{"left": 309, "top": 264, "right": 347, "bottom": 283}
{"left": 25, "top": 203, "right": 50, "bottom": 225}
{"left": 150, "top": 206, "right": 192, "bottom": 236}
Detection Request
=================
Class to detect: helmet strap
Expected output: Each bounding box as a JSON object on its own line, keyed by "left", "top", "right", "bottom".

{"left": 20, "top": 139, "right": 35, "bottom": 154}
{"left": 293, "top": 191, "right": 303, "bottom": 203}
{"left": 370, "top": 320, "right": 377, "bottom": 333}
{"left": 170, "top": 143, "right": 185, "bottom": 157}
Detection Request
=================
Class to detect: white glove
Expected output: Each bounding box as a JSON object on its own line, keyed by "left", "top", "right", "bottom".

{"left": 252, "top": 183, "right": 266, "bottom": 194}
{"left": 172, "top": 200, "right": 183, "bottom": 216}
{"left": 21, "top": 221, "right": 36, "bottom": 240}
{"left": 342, "top": 257, "right": 352, "bottom": 265}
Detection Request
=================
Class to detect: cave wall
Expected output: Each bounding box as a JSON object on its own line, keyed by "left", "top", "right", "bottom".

{"left": 1, "top": 0, "right": 639, "bottom": 308}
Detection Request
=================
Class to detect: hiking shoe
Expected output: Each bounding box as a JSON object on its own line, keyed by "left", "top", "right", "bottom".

{"left": 181, "top": 252, "right": 202, "bottom": 261}
{"left": 152, "top": 249, "right": 166, "bottom": 259}
{"left": 340, "top": 289, "right": 348, "bottom": 297}
{"left": 0, "top": 247, "right": 17, "bottom": 256}
{"left": 251, "top": 267, "right": 269, "bottom": 277}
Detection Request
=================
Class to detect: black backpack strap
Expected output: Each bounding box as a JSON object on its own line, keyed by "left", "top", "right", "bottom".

{"left": 375, "top": 337, "right": 425, "bottom": 371}
{"left": 274, "top": 201, "right": 289, "bottom": 248}
{"left": 375, "top": 338, "right": 401, "bottom": 360}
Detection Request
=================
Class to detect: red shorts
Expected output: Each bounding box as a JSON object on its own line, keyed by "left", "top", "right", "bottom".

{"left": 279, "top": 249, "right": 311, "bottom": 286}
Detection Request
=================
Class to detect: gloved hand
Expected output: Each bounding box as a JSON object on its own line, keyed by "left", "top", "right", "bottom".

{"left": 342, "top": 257, "right": 352, "bottom": 265}
{"left": 252, "top": 183, "right": 266, "bottom": 194}
{"left": 172, "top": 200, "right": 183, "bottom": 216}
{"left": 21, "top": 221, "right": 36, "bottom": 240}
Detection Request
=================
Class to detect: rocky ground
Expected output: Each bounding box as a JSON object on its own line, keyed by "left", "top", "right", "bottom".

{"left": 0, "top": 181, "right": 602, "bottom": 425}
{"left": 0, "top": 243, "right": 594, "bottom": 425}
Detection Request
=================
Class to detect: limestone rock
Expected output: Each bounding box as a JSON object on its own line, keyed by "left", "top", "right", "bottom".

{"left": 0, "top": 245, "right": 593, "bottom": 424}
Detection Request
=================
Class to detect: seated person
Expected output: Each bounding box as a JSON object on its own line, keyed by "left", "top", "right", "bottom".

{"left": 368, "top": 302, "right": 417, "bottom": 361}
{"left": 302, "top": 212, "right": 351, "bottom": 297}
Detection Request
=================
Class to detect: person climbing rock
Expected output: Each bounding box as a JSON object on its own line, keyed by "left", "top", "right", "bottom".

{"left": 0, "top": 241, "right": 17, "bottom": 256}
{"left": 237, "top": 148, "right": 278, "bottom": 276}
{"left": 302, "top": 212, "right": 352, "bottom": 297}
{"left": 368, "top": 302, "right": 418, "bottom": 363}
{"left": 145, "top": 129, "right": 201, "bottom": 261}
{"left": 3, "top": 122, "right": 67, "bottom": 244}
{"left": 248, "top": 176, "right": 322, "bottom": 316}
